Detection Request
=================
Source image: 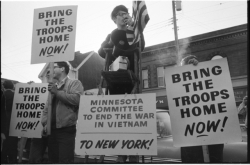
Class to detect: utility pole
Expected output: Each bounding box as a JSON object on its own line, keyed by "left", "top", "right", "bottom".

{"left": 172, "top": 0, "right": 180, "bottom": 57}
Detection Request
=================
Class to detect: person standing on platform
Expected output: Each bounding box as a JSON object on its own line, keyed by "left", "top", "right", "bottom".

{"left": 41, "top": 62, "right": 84, "bottom": 163}
{"left": 98, "top": 5, "right": 145, "bottom": 74}
{"left": 97, "top": 5, "right": 147, "bottom": 163}
{"left": 179, "top": 55, "right": 224, "bottom": 163}
{"left": 1, "top": 80, "right": 18, "bottom": 163}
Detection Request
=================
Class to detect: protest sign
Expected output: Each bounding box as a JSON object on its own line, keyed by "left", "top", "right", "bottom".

{"left": 75, "top": 93, "right": 157, "bottom": 155}
{"left": 9, "top": 83, "right": 48, "bottom": 138}
{"left": 31, "top": 6, "right": 77, "bottom": 64}
{"left": 164, "top": 58, "right": 242, "bottom": 147}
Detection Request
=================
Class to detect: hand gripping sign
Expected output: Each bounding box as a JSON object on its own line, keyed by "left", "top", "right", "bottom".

{"left": 164, "top": 58, "right": 242, "bottom": 147}
{"left": 75, "top": 93, "right": 157, "bottom": 155}
{"left": 31, "top": 5, "right": 77, "bottom": 64}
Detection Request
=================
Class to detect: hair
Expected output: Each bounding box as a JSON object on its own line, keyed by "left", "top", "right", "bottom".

{"left": 55, "top": 61, "right": 70, "bottom": 75}
{"left": 3, "top": 80, "right": 14, "bottom": 90}
{"left": 111, "top": 5, "right": 128, "bottom": 21}
{"left": 180, "top": 55, "right": 197, "bottom": 66}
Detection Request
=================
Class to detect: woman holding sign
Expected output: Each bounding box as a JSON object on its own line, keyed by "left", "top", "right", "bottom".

{"left": 180, "top": 55, "right": 224, "bottom": 163}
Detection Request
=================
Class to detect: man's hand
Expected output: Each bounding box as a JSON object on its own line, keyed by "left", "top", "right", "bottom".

{"left": 188, "top": 58, "right": 199, "bottom": 66}
{"left": 48, "top": 82, "right": 57, "bottom": 94}
{"left": 27, "top": 81, "right": 34, "bottom": 84}
{"left": 1, "top": 133, "right": 6, "bottom": 141}
{"left": 243, "top": 96, "right": 247, "bottom": 107}
{"left": 124, "top": 15, "right": 134, "bottom": 26}
{"left": 42, "top": 125, "right": 47, "bottom": 136}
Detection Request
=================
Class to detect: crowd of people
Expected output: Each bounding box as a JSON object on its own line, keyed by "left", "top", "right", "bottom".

{"left": 1, "top": 4, "right": 247, "bottom": 164}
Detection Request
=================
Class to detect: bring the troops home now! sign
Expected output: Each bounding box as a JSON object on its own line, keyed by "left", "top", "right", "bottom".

{"left": 9, "top": 83, "right": 48, "bottom": 138}
{"left": 164, "top": 58, "right": 242, "bottom": 147}
{"left": 75, "top": 93, "right": 157, "bottom": 155}
{"left": 31, "top": 6, "right": 77, "bottom": 64}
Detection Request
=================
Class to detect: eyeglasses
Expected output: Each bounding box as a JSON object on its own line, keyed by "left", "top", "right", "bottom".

{"left": 54, "top": 66, "right": 61, "bottom": 69}
{"left": 116, "top": 12, "right": 129, "bottom": 17}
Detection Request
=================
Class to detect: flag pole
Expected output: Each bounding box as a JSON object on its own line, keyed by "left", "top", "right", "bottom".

{"left": 139, "top": 38, "right": 142, "bottom": 93}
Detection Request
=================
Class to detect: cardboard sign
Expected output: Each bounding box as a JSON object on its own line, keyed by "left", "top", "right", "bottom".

{"left": 164, "top": 58, "right": 242, "bottom": 147}
{"left": 31, "top": 6, "right": 77, "bottom": 64}
{"left": 75, "top": 93, "right": 157, "bottom": 155}
{"left": 9, "top": 83, "right": 48, "bottom": 138}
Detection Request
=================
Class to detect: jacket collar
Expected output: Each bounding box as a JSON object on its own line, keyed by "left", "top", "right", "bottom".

{"left": 56, "top": 76, "right": 68, "bottom": 89}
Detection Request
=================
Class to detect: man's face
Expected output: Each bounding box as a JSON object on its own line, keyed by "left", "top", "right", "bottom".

{"left": 113, "top": 11, "right": 129, "bottom": 26}
{"left": 53, "top": 63, "right": 63, "bottom": 79}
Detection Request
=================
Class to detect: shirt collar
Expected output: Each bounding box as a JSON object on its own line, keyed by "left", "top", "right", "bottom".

{"left": 56, "top": 76, "right": 68, "bottom": 89}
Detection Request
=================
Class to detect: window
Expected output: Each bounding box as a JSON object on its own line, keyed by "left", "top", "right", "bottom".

{"left": 211, "top": 55, "right": 223, "bottom": 60}
{"left": 157, "top": 67, "right": 165, "bottom": 87}
{"left": 142, "top": 70, "right": 148, "bottom": 88}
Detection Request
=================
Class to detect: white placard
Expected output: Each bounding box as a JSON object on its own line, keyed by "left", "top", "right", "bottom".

{"left": 75, "top": 93, "right": 157, "bottom": 155}
{"left": 9, "top": 83, "right": 49, "bottom": 138}
{"left": 31, "top": 6, "right": 77, "bottom": 64}
{"left": 164, "top": 58, "right": 242, "bottom": 147}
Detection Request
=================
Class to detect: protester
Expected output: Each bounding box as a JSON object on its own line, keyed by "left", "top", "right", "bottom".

{"left": 41, "top": 62, "right": 84, "bottom": 163}
{"left": 97, "top": 5, "right": 146, "bottom": 163}
{"left": 98, "top": 4, "right": 145, "bottom": 73}
{"left": 1, "top": 80, "right": 18, "bottom": 163}
{"left": 238, "top": 96, "right": 247, "bottom": 131}
{"left": 179, "top": 55, "right": 224, "bottom": 163}
{"left": 1, "top": 83, "right": 7, "bottom": 154}
{"left": 29, "top": 71, "right": 57, "bottom": 163}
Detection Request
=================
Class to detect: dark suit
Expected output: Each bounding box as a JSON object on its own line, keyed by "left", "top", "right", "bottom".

{"left": 1, "top": 89, "right": 18, "bottom": 163}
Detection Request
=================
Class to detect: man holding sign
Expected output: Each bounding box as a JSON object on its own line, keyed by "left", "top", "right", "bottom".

{"left": 178, "top": 55, "right": 224, "bottom": 163}
{"left": 41, "top": 61, "right": 83, "bottom": 163}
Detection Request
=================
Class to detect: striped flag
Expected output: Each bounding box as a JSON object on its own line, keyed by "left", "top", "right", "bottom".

{"left": 126, "top": 1, "right": 150, "bottom": 45}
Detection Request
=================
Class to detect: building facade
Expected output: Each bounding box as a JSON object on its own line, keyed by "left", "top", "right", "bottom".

{"left": 141, "top": 24, "right": 248, "bottom": 110}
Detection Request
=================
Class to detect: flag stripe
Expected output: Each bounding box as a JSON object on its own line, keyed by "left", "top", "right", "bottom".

{"left": 126, "top": 0, "right": 149, "bottom": 45}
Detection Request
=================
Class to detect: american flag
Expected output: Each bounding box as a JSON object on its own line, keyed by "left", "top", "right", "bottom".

{"left": 126, "top": 1, "right": 150, "bottom": 45}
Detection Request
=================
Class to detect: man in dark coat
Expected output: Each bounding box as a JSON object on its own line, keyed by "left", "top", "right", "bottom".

{"left": 1, "top": 83, "right": 7, "bottom": 153}
{"left": 1, "top": 80, "right": 18, "bottom": 163}
{"left": 98, "top": 5, "right": 145, "bottom": 73}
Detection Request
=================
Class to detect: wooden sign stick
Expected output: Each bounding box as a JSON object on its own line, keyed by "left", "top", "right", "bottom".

{"left": 202, "top": 145, "right": 210, "bottom": 162}
{"left": 18, "top": 137, "right": 28, "bottom": 163}
{"left": 47, "top": 62, "right": 54, "bottom": 135}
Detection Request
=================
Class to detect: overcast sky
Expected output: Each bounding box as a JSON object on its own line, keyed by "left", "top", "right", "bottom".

{"left": 1, "top": 0, "right": 247, "bottom": 83}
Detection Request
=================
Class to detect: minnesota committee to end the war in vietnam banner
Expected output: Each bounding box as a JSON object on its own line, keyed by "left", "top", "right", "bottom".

{"left": 75, "top": 93, "right": 157, "bottom": 155}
